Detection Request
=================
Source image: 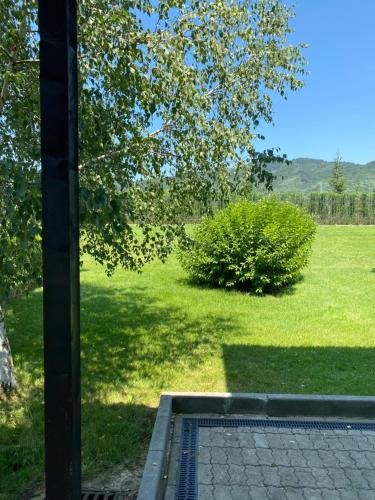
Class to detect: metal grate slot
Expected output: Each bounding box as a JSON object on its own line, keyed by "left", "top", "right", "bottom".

{"left": 198, "top": 417, "right": 375, "bottom": 431}
{"left": 81, "top": 489, "right": 127, "bottom": 500}
{"left": 175, "top": 419, "right": 199, "bottom": 500}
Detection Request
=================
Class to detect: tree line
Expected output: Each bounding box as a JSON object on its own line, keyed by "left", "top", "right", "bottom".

{"left": 185, "top": 191, "right": 375, "bottom": 225}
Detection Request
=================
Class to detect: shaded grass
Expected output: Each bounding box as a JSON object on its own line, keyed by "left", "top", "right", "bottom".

{"left": 1, "top": 225, "right": 375, "bottom": 498}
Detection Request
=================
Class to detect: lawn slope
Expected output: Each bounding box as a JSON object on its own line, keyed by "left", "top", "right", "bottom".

{"left": 1, "top": 226, "right": 375, "bottom": 498}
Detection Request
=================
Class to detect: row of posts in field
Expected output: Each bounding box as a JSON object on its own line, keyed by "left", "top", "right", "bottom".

{"left": 187, "top": 192, "right": 375, "bottom": 224}
{"left": 248, "top": 192, "right": 375, "bottom": 224}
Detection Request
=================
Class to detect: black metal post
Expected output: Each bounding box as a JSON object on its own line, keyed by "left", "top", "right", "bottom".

{"left": 39, "top": 1, "right": 81, "bottom": 498}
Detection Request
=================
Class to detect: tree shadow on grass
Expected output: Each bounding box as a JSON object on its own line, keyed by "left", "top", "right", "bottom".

{"left": 78, "top": 284, "right": 235, "bottom": 396}
{"left": 223, "top": 344, "right": 375, "bottom": 396}
{"left": 1, "top": 394, "right": 155, "bottom": 500}
{"left": 7, "top": 281, "right": 236, "bottom": 395}
{"left": 2, "top": 283, "right": 237, "bottom": 498}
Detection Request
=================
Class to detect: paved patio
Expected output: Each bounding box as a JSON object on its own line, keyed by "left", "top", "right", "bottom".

{"left": 165, "top": 415, "right": 375, "bottom": 500}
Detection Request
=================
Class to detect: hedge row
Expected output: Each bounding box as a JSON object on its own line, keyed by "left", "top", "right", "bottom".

{"left": 239, "top": 192, "right": 375, "bottom": 225}
{"left": 185, "top": 192, "right": 375, "bottom": 224}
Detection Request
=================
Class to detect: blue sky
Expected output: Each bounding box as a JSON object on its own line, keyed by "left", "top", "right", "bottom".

{"left": 255, "top": 0, "right": 375, "bottom": 164}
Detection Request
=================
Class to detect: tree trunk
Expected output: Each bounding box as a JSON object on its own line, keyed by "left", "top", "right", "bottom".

{"left": 0, "top": 305, "right": 17, "bottom": 393}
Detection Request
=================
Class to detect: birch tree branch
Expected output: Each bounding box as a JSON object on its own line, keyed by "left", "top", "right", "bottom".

{"left": 0, "top": 306, "right": 17, "bottom": 392}
{"left": 78, "top": 84, "right": 221, "bottom": 170}
{"left": 14, "top": 58, "right": 40, "bottom": 65}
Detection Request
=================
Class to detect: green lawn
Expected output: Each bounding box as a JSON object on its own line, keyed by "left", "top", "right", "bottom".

{"left": 1, "top": 225, "right": 375, "bottom": 498}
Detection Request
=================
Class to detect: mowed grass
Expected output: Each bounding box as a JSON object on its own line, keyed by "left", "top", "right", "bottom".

{"left": 1, "top": 225, "right": 375, "bottom": 498}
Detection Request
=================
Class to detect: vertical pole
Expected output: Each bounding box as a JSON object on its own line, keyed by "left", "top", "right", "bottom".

{"left": 39, "top": 1, "right": 81, "bottom": 498}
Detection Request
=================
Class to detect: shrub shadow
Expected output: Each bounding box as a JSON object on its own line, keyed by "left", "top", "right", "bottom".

{"left": 177, "top": 274, "right": 304, "bottom": 297}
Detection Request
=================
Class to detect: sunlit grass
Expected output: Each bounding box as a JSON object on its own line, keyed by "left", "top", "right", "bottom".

{"left": 1, "top": 225, "right": 375, "bottom": 498}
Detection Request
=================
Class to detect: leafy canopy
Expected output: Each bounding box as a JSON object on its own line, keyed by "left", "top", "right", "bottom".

{"left": 0, "top": 0, "right": 307, "bottom": 303}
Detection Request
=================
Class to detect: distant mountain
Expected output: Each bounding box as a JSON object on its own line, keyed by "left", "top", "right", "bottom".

{"left": 266, "top": 158, "right": 375, "bottom": 192}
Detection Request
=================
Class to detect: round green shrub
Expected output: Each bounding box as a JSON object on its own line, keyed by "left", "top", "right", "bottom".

{"left": 179, "top": 198, "right": 317, "bottom": 293}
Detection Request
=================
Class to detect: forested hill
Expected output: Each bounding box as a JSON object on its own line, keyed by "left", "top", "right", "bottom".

{"left": 267, "top": 158, "right": 375, "bottom": 192}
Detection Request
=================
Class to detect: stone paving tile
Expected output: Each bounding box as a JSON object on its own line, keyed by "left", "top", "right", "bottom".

{"left": 358, "top": 490, "right": 375, "bottom": 500}
{"left": 254, "top": 433, "right": 269, "bottom": 448}
{"left": 248, "top": 485, "right": 269, "bottom": 499}
{"left": 212, "top": 484, "right": 232, "bottom": 500}
{"left": 283, "top": 487, "right": 303, "bottom": 500}
{"left": 165, "top": 416, "right": 375, "bottom": 499}
{"left": 257, "top": 448, "right": 276, "bottom": 466}
{"left": 196, "top": 423, "right": 375, "bottom": 499}
{"left": 333, "top": 450, "right": 357, "bottom": 468}
{"left": 211, "top": 463, "right": 230, "bottom": 484}
{"left": 262, "top": 466, "right": 281, "bottom": 488}
{"left": 198, "top": 463, "right": 213, "bottom": 485}
{"left": 198, "top": 445, "right": 211, "bottom": 464}
{"left": 199, "top": 484, "right": 214, "bottom": 500}
{"left": 273, "top": 449, "right": 291, "bottom": 467}
{"left": 244, "top": 465, "right": 263, "bottom": 486}
{"left": 242, "top": 447, "right": 259, "bottom": 466}
{"left": 226, "top": 446, "right": 244, "bottom": 465}
{"left": 365, "top": 451, "right": 375, "bottom": 467}
{"left": 310, "top": 468, "right": 335, "bottom": 489}
{"left": 210, "top": 446, "right": 227, "bottom": 465}
{"left": 228, "top": 464, "right": 247, "bottom": 485}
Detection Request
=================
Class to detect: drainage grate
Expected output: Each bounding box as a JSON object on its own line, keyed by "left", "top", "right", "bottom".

{"left": 175, "top": 419, "right": 199, "bottom": 500}
{"left": 175, "top": 417, "right": 375, "bottom": 500}
{"left": 198, "top": 417, "right": 375, "bottom": 431}
{"left": 81, "top": 489, "right": 127, "bottom": 500}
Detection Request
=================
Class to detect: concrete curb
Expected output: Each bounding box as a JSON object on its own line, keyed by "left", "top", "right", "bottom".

{"left": 137, "top": 392, "right": 375, "bottom": 499}
{"left": 169, "top": 392, "right": 375, "bottom": 418}
{"left": 137, "top": 395, "right": 172, "bottom": 500}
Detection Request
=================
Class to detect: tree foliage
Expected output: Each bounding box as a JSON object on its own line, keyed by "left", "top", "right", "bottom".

{"left": 0, "top": 0, "right": 307, "bottom": 305}
{"left": 329, "top": 152, "right": 346, "bottom": 194}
